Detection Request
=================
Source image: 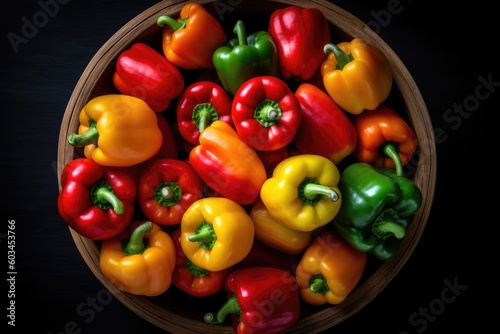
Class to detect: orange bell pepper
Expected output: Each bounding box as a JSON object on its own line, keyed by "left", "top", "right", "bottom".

{"left": 189, "top": 120, "right": 267, "bottom": 205}
{"left": 321, "top": 38, "right": 393, "bottom": 114}
{"left": 353, "top": 104, "right": 418, "bottom": 174}
{"left": 67, "top": 94, "right": 163, "bottom": 167}
{"left": 295, "top": 229, "right": 367, "bottom": 305}
{"left": 157, "top": 2, "right": 227, "bottom": 69}
{"left": 249, "top": 196, "right": 312, "bottom": 255}
{"left": 99, "top": 221, "right": 176, "bottom": 297}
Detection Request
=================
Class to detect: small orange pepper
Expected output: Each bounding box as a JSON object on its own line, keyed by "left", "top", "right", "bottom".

{"left": 353, "top": 104, "right": 418, "bottom": 174}
{"left": 157, "top": 2, "right": 227, "bottom": 69}
{"left": 321, "top": 38, "right": 393, "bottom": 114}
{"left": 295, "top": 229, "right": 367, "bottom": 305}
{"left": 250, "top": 197, "right": 312, "bottom": 255}
{"left": 99, "top": 221, "right": 176, "bottom": 297}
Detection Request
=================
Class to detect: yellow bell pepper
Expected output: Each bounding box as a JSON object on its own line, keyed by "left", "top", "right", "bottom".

{"left": 321, "top": 38, "right": 393, "bottom": 114}
{"left": 250, "top": 196, "right": 312, "bottom": 255}
{"left": 68, "top": 94, "right": 163, "bottom": 167}
{"left": 99, "top": 221, "right": 176, "bottom": 297}
{"left": 180, "top": 197, "right": 255, "bottom": 272}
{"left": 260, "top": 154, "right": 341, "bottom": 232}
{"left": 295, "top": 229, "right": 367, "bottom": 305}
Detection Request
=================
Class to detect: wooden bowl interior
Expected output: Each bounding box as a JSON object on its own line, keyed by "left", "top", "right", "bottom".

{"left": 57, "top": 0, "right": 437, "bottom": 333}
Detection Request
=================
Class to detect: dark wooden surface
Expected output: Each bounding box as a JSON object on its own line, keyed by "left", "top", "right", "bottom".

{"left": 2, "top": 0, "right": 494, "bottom": 333}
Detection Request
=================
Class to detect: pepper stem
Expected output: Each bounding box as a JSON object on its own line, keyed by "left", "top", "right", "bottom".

{"left": 215, "top": 294, "right": 242, "bottom": 324}
{"left": 156, "top": 15, "right": 187, "bottom": 31}
{"left": 254, "top": 99, "right": 282, "bottom": 127}
{"left": 192, "top": 103, "right": 218, "bottom": 133}
{"left": 91, "top": 180, "right": 124, "bottom": 214}
{"left": 185, "top": 257, "right": 209, "bottom": 277}
{"left": 68, "top": 119, "right": 99, "bottom": 147}
{"left": 122, "top": 221, "right": 153, "bottom": 255}
{"left": 383, "top": 144, "right": 403, "bottom": 176}
{"left": 323, "top": 43, "right": 354, "bottom": 71}
{"left": 154, "top": 182, "right": 182, "bottom": 207}
{"left": 233, "top": 20, "right": 247, "bottom": 46}
{"left": 309, "top": 274, "right": 329, "bottom": 294}
{"left": 187, "top": 221, "right": 217, "bottom": 250}
{"left": 299, "top": 177, "right": 339, "bottom": 205}
{"left": 372, "top": 208, "right": 406, "bottom": 240}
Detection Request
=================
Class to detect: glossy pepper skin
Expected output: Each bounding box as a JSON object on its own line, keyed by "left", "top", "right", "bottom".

{"left": 295, "top": 229, "right": 367, "bottom": 305}
{"left": 67, "top": 94, "right": 163, "bottom": 167}
{"left": 321, "top": 38, "right": 393, "bottom": 114}
{"left": 213, "top": 20, "right": 279, "bottom": 96}
{"left": 260, "top": 154, "right": 342, "bottom": 232}
{"left": 112, "top": 42, "right": 184, "bottom": 112}
{"left": 57, "top": 158, "right": 136, "bottom": 240}
{"left": 353, "top": 104, "right": 418, "bottom": 174}
{"left": 137, "top": 159, "right": 204, "bottom": 225}
{"left": 268, "top": 6, "right": 331, "bottom": 80}
{"left": 208, "top": 266, "right": 300, "bottom": 334}
{"left": 292, "top": 83, "right": 357, "bottom": 164}
{"left": 250, "top": 197, "right": 312, "bottom": 255}
{"left": 176, "top": 81, "right": 233, "bottom": 145}
{"left": 189, "top": 120, "right": 267, "bottom": 205}
{"left": 156, "top": 2, "right": 226, "bottom": 69}
{"left": 100, "top": 221, "right": 176, "bottom": 296}
{"left": 332, "top": 162, "right": 422, "bottom": 260}
{"left": 180, "top": 197, "right": 255, "bottom": 272}
{"left": 171, "top": 228, "right": 230, "bottom": 297}
{"left": 232, "top": 76, "right": 301, "bottom": 151}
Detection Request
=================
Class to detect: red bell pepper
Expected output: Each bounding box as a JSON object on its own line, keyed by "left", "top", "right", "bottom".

{"left": 189, "top": 120, "right": 267, "bottom": 205}
{"left": 171, "top": 228, "right": 230, "bottom": 297}
{"left": 113, "top": 42, "right": 184, "bottom": 112}
{"left": 232, "top": 76, "right": 301, "bottom": 151}
{"left": 268, "top": 6, "right": 331, "bottom": 81}
{"left": 206, "top": 266, "right": 300, "bottom": 334}
{"left": 292, "top": 83, "right": 357, "bottom": 164}
{"left": 57, "top": 158, "right": 136, "bottom": 240}
{"left": 137, "top": 158, "right": 204, "bottom": 225}
{"left": 176, "top": 81, "right": 233, "bottom": 145}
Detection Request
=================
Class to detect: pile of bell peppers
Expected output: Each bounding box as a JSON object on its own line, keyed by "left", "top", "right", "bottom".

{"left": 57, "top": 2, "right": 425, "bottom": 332}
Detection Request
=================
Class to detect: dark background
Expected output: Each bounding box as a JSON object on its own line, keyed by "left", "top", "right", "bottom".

{"left": 2, "top": 0, "right": 496, "bottom": 333}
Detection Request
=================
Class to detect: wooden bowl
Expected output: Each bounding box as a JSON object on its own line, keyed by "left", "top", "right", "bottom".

{"left": 57, "top": 0, "right": 437, "bottom": 332}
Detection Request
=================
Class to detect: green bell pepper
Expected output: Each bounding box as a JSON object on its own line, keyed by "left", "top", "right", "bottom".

{"left": 212, "top": 20, "right": 279, "bottom": 96}
{"left": 332, "top": 162, "right": 422, "bottom": 260}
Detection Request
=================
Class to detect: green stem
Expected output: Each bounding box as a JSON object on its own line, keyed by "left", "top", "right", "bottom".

{"left": 372, "top": 208, "right": 406, "bottom": 240}
{"left": 299, "top": 177, "right": 339, "bottom": 205}
{"left": 215, "top": 295, "right": 241, "bottom": 324}
{"left": 187, "top": 221, "right": 217, "bottom": 250}
{"left": 192, "top": 103, "right": 218, "bottom": 133}
{"left": 383, "top": 143, "right": 403, "bottom": 176}
{"left": 185, "top": 257, "right": 209, "bottom": 277}
{"left": 233, "top": 20, "right": 247, "bottom": 46}
{"left": 154, "top": 182, "right": 182, "bottom": 207}
{"left": 254, "top": 99, "right": 282, "bottom": 127}
{"left": 122, "top": 221, "right": 152, "bottom": 255}
{"left": 309, "top": 274, "right": 329, "bottom": 294}
{"left": 91, "top": 180, "right": 124, "bottom": 214}
{"left": 68, "top": 119, "right": 99, "bottom": 147}
{"left": 156, "top": 15, "right": 187, "bottom": 31}
{"left": 323, "top": 43, "right": 354, "bottom": 70}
